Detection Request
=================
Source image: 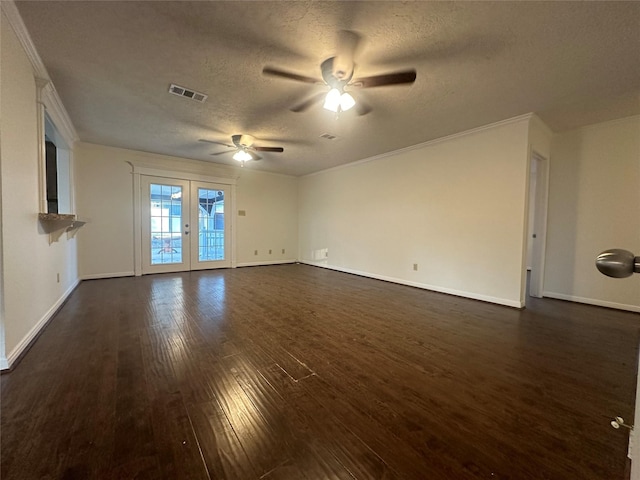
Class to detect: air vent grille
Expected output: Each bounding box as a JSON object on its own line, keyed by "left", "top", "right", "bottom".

{"left": 320, "top": 133, "right": 338, "bottom": 140}
{"left": 168, "top": 84, "right": 208, "bottom": 103}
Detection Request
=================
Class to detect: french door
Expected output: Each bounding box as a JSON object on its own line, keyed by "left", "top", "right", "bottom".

{"left": 141, "top": 176, "right": 230, "bottom": 274}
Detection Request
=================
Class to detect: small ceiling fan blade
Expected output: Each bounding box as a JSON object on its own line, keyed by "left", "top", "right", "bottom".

{"left": 210, "top": 150, "right": 233, "bottom": 156}
{"left": 262, "top": 66, "right": 321, "bottom": 84}
{"left": 199, "top": 139, "right": 234, "bottom": 148}
{"left": 351, "top": 70, "right": 417, "bottom": 88}
{"left": 253, "top": 146, "right": 284, "bottom": 153}
{"left": 291, "top": 92, "right": 326, "bottom": 112}
{"left": 333, "top": 30, "right": 360, "bottom": 80}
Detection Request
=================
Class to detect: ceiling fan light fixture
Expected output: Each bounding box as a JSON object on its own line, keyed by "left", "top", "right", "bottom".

{"left": 323, "top": 88, "right": 342, "bottom": 112}
{"left": 340, "top": 92, "right": 355, "bottom": 111}
{"left": 323, "top": 88, "right": 356, "bottom": 113}
{"left": 232, "top": 150, "right": 253, "bottom": 162}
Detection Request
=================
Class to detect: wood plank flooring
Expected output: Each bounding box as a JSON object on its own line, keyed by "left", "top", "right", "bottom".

{"left": 2, "top": 264, "right": 639, "bottom": 479}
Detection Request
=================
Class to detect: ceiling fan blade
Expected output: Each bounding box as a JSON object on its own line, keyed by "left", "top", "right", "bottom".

{"left": 333, "top": 30, "right": 360, "bottom": 80}
{"left": 248, "top": 151, "right": 262, "bottom": 161}
{"left": 231, "top": 134, "right": 242, "bottom": 147}
{"left": 291, "top": 92, "right": 326, "bottom": 112}
{"left": 253, "top": 146, "right": 284, "bottom": 153}
{"left": 262, "top": 66, "right": 321, "bottom": 84}
{"left": 199, "top": 139, "right": 234, "bottom": 148}
{"left": 210, "top": 150, "right": 233, "bottom": 156}
{"left": 350, "top": 70, "right": 417, "bottom": 88}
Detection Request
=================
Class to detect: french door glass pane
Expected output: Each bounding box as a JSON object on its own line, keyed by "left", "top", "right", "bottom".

{"left": 198, "top": 188, "right": 224, "bottom": 261}
{"left": 150, "top": 183, "right": 183, "bottom": 265}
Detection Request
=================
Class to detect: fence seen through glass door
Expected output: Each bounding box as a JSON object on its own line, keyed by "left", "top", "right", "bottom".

{"left": 197, "top": 187, "right": 225, "bottom": 262}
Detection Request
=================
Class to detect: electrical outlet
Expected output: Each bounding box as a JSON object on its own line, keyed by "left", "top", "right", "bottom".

{"left": 282, "top": 249, "right": 285, "bottom": 254}
{"left": 413, "top": 264, "right": 418, "bottom": 271}
{"left": 254, "top": 250, "right": 258, "bottom": 255}
{"left": 269, "top": 249, "right": 272, "bottom": 254}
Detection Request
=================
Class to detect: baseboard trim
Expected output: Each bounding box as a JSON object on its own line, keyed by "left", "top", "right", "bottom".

{"left": 542, "top": 291, "right": 640, "bottom": 313}
{"left": 81, "top": 271, "right": 135, "bottom": 280}
{"left": 236, "top": 260, "right": 297, "bottom": 268}
{"left": 300, "top": 261, "right": 522, "bottom": 308}
{"left": 3, "top": 278, "right": 81, "bottom": 372}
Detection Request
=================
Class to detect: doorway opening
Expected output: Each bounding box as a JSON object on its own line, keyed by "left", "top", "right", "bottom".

{"left": 524, "top": 152, "right": 549, "bottom": 304}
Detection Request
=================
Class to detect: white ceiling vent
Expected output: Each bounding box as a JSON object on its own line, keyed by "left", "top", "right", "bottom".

{"left": 320, "top": 133, "right": 338, "bottom": 140}
{"left": 168, "top": 84, "right": 208, "bottom": 103}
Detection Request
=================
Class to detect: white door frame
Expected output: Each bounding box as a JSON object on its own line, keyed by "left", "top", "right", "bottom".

{"left": 524, "top": 151, "right": 550, "bottom": 302}
{"left": 129, "top": 163, "right": 237, "bottom": 276}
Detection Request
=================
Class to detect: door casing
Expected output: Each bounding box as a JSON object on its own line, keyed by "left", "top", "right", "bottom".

{"left": 523, "top": 151, "right": 550, "bottom": 303}
{"left": 129, "top": 162, "right": 237, "bottom": 276}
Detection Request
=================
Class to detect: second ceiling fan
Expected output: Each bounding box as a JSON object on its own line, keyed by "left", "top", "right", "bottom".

{"left": 199, "top": 134, "right": 283, "bottom": 164}
{"left": 263, "top": 30, "right": 417, "bottom": 115}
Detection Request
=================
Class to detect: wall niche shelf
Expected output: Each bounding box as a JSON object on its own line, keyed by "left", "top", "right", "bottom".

{"left": 38, "top": 212, "right": 75, "bottom": 222}
{"left": 38, "top": 213, "right": 86, "bottom": 242}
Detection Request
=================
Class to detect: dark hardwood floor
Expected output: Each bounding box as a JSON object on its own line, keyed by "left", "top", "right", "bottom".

{"left": 2, "top": 264, "right": 639, "bottom": 479}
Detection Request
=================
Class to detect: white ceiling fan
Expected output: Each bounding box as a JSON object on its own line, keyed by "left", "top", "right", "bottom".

{"left": 262, "top": 30, "right": 417, "bottom": 115}
{"left": 199, "top": 134, "right": 284, "bottom": 165}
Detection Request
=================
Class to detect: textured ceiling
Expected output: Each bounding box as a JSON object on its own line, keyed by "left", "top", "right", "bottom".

{"left": 15, "top": 1, "right": 640, "bottom": 176}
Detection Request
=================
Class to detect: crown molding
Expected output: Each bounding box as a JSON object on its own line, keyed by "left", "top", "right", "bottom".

{"left": 1, "top": 1, "right": 48, "bottom": 78}
{"left": 573, "top": 113, "right": 640, "bottom": 134}
{"left": 303, "top": 113, "right": 535, "bottom": 178}
{"left": 2, "top": 0, "right": 79, "bottom": 143}
{"left": 40, "top": 81, "right": 79, "bottom": 145}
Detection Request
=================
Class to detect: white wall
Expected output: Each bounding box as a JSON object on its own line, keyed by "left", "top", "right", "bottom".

{"left": 235, "top": 168, "right": 298, "bottom": 266}
{"left": 544, "top": 115, "right": 640, "bottom": 311}
{"left": 529, "top": 115, "right": 553, "bottom": 160}
{"left": 298, "top": 116, "right": 532, "bottom": 307}
{"left": 75, "top": 143, "right": 135, "bottom": 278}
{"left": 0, "top": 11, "right": 79, "bottom": 367}
{"left": 0, "top": 10, "right": 5, "bottom": 368}
{"left": 75, "top": 143, "right": 298, "bottom": 278}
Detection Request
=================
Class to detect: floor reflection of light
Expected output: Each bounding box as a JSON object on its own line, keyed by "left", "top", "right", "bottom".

{"left": 147, "top": 276, "right": 185, "bottom": 327}
{"left": 213, "top": 356, "right": 267, "bottom": 458}
{"left": 196, "top": 274, "right": 227, "bottom": 324}
{"left": 167, "top": 329, "right": 187, "bottom": 365}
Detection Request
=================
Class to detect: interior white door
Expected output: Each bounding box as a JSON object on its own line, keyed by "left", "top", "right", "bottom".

{"left": 141, "top": 176, "right": 231, "bottom": 274}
